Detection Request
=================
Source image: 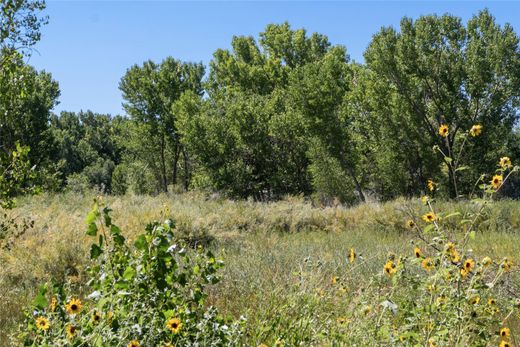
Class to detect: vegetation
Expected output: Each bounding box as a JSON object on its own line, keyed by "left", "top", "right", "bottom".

{"left": 1, "top": 0, "right": 520, "bottom": 346}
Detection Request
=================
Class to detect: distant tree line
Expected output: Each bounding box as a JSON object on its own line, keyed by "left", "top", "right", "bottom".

{"left": 1, "top": 2, "right": 519, "bottom": 204}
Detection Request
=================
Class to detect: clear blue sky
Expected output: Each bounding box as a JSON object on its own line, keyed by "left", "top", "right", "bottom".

{"left": 29, "top": 1, "right": 520, "bottom": 116}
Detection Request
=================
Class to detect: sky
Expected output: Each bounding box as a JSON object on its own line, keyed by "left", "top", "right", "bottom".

{"left": 28, "top": 1, "right": 520, "bottom": 116}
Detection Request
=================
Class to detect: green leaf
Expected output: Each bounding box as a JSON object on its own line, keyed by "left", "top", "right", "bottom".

{"left": 455, "top": 166, "right": 469, "bottom": 172}
{"left": 86, "top": 222, "right": 98, "bottom": 237}
{"left": 443, "top": 212, "right": 461, "bottom": 219}
{"left": 423, "top": 224, "right": 434, "bottom": 234}
{"left": 123, "top": 266, "right": 136, "bottom": 281}
{"left": 134, "top": 235, "right": 147, "bottom": 250}
{"left": 90, "top": 244, "right": 103, "bottom": 259}
{"left": 113, "top": 233, "right": 125, "bottom": 246}
{"left": 110, "top": 225, "right": 121, "bottom": 235}
{"left": 444, "top": 157, "right": 452, "bottom": 163}
{"left": 32, "top": 284, "right": 48, "bottom": 309}
{"left": 85, "top": 206, "right": 99, "bottom": 224}
{"left": 469, "top": 230, "right": 476, "bottom": 240}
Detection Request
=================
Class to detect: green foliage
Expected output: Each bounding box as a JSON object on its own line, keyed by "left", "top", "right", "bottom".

{"left": 19, "top": 202, "right": 243, "bottom": 346}
{"left": 363, "top": 10, "right": 520, "bottom": 198}
{"left": 119, "top": 57, "right": 205, "bottom": 193}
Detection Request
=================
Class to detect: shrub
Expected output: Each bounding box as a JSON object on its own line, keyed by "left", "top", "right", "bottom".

{"left": 18, "top": 201, "right": 243, "bottom": 346}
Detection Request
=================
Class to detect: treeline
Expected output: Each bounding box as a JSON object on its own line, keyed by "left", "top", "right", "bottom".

{"left": 2, "top": 6, "right": 520, "bottom": 204}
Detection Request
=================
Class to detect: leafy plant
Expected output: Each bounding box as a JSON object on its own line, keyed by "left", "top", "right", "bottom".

{"left": 18, "top": 201, "right": 243, "bottom": 346}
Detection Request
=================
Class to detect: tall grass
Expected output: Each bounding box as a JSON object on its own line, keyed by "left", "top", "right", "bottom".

{"left": 1, "top": 192, "right": 519, "bottom": 345}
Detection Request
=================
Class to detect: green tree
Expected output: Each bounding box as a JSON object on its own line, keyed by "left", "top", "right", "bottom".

{"left": 119, "top": 57, "right": 204, "bottom": 192}
{"left": 363, "top": 10, "right": 520, "bottom": 198}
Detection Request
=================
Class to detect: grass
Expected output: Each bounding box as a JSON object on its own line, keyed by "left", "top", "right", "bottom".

{"left": 1, "top": 191, "right": 520, "bottom": 345}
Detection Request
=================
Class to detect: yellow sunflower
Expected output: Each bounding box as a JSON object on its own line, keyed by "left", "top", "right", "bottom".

{"left": 427, "top": 179, "right": 435, "bottom": 192}
{"left": 469, "top": 124, "right": 482, "bottom": 137}
{"left": 469, "top": 296, "right": 480, "bottom": 305}
{"left": 487, "top": 298, "right": 496, "bottom": 305}
{"left": 421, "top": 195, "right": 429, "bottom": 205}
{"left": 128, "top": 340, "right": 140, "bottom": 347}
{"left": 91, "top": 311, "right": 101, "bottom": 324}
{"left": 422, "top": 212, "right": 436, "bottom": 223}
{"left": 331, "top": 276, "right": 338, "bottom": 285}
{"left": 482, "top": 256, "right": 492, "bottom": 267}
{"left": 439, "top": 124, "right": 449, "bottom": 138}
{"left": 65, "top": 298, "right": 83, "bottom": 315}
{"left": 421, "top": 258, "right": 434, "bottom": 271}
{"left": 463, "top": 258, "right": 475, "bottom": 273}
{"left": 491, "top": 174, "right": 503, "bottom": 189}
{"left": 336, "top": 316, "right": 348, "bottom": 325}
{"left": 35, "top": 316, "right": 50, "bottom": 331}
{"left": 384, "top": 260, "right": 397, "bottom": 276}
{"left": 500, "top": 341, "right": 511, "bottom": 347}
{"left": 499, "top": 156, "right": 512, "bottom": 169}
{"left": 406, "top": 220, "right": 416, "bottom": 229}
{"left": 166, "top": 317, "right": 182, "bottom": 334}
{"left": 428, "top": 338, "right": 437, "bottom": 347}
{"left": 414, "top": 246, "right": 423, "bottom": 258}
{"left": 66, "top": 325, "right": 77, "bottom": 339}
{"left": 501, "top": 258, "right": 512, "bottom": 272}
{"left": 348, "top": 248, "right": 356, "bottom": 263}
{"left": 500, "top": 327, "right": 510, "bottom": 339}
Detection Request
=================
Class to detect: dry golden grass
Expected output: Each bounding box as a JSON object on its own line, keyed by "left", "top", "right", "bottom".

{"left": 1, "top": 191, "right": 520, "bottom": 345}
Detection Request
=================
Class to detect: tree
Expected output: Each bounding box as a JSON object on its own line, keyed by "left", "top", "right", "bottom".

{"left": 119, "top": 58, "right": 204, "bottom": 192}
{"left": 363, "top": 10, "right": 520, "bottom": 197}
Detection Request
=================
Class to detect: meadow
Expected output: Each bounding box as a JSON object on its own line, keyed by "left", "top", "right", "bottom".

{"left": 1, "top": 192, "right": 519, "bottom": 346}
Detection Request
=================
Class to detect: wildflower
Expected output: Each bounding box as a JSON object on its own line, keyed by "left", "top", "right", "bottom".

{"left": 499, "top": 157, "right": 512, "bottom": 169}
{"left": 336, "top": 316, "right": 347, "bottom": 325}
{"left": 331, "top": 276, "right": 338, "bottom": 285}
{"left": 469, "top": 124, "right": 482, "bottom": 137}
{"left": 421, "top": 196, "right": 429, "bottom": 204}
{"left": 463, "top": 258, "right": 475, "bottom": 273}
{"left": 339, "top": 286, "right": 347, "bottom": 294}
{"left": 491, "top": 174, "right": 503, "bottom": 189}
{"left": 439, "top": 124, "right": 449, "bottom": 137}
{"left": 428, "top": 338, "right": 437, "bottom": 347}
{"left": 166, "top": 317, "right": 182, "bottom": 334}
{"left": 500, "top": 327, "right": 510, "bottom": 339}
{"left": 482, "top": 256, "right": 492, "bottom": 267}
{"left": 35, "top": 316, "right": 50, "bottom": 331}
{"left": 91, "top": 311, "right": 101, "bottom": 324}
{"left": 107, "top": 311, "right": 114, "bottom": 324}
{"left": 65, "top": 298, "right": 83, "bottom": 315}
{"left": 49, "top": 297, "right": 57, "bottom": 312}
{"left": 501, "top": 258, "right": 512, "bottom": 272}
{"left": 349, "top": 248, "right": 356, "bottom": 263}
{"left": 414, "top": 247, "right": 423, "bottom": 258}
{"left": 258, "top": 344, "right": 268, "bottom": 347}
{"left": 362, "top": 305, "right": 372, "bottom": 315}
{"left": 384, "top": 260, "right": 397, "bottom": 276}
{"left": 488, "top": 298, "right": 496, "bottom": 305}
{"left": 500, "top": 341, "right": 511, "bottom": 347}
{"left": 66, "top": 325, "right": 77, "bottom": 339}
{"left": 421, "top": 258, "right": 434, "bottom": 271}
{"left": 128, "top": 341, "right": 140, "bottom": 347}
{"left": 436, "top": 296, "right": 447, "bottom": 306}
{"left": 469, "top": 296, "right": 480, "bottom": 305}
{"left": 427, "top": 179, "right": 435, "bottom": 192}
{"left": 422, "top": 212, "right": 436, "bottom": 223}
{"left": 406, "top": 220, "right": 416, "bottom": 229}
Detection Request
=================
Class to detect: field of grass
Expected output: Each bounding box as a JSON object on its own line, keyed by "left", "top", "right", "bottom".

{"left": 1, "top": 192, "right": 520, "bottom": 345}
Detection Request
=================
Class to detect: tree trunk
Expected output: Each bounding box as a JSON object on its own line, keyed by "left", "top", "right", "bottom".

{"left": 160, "top": 134, "right": 168, "bottom": 192}
{"left": 339, "top": 149, "right": 366, "bottom": 202}
{"left": 172, "top": 145, "right": 181, "bottom": 185}
{"left": 182, "top": 147, "right": 190, "bottom": 191}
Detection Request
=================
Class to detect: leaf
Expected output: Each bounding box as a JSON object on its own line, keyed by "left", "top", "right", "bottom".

{"left": 110, "top": 225, "right": 121, "bottom": 235}
{"left": 123, "top": 266, "right": 136, "bottom": 281}
{"left": 134, "top": 235, "right": 147, "bottom": 250}
{"left": 32, "top": 284, "right": 48, "bottom": 309}
{"left": 113, "top": 233, "right": 125, "bottom": 246}
{"left": 86, "top": 223, "right": 98, "bottom": 237}
{"left": 90, "top": 244, "right": 103, "bottom": 259}
{"left": 444, "top": 157, "right": 452, "bottom": 163}
{"left": 469, "top": 230, "right": 476, "bottom": 240}
{"left": 423, "top": 224, "right": 434, "bottom": 234}
{"left": 85, "top": 206, "right": 99, "bottom": 225}
{"left": 455, "top": 166, "right": 469, "bottom": 172}
{"left": 443, "top": 212, "right": 461, "bottom": 219}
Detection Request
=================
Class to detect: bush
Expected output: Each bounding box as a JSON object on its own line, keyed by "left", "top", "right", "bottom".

{"left": 18, "top": 202, "right": 243, "bottom": 346}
